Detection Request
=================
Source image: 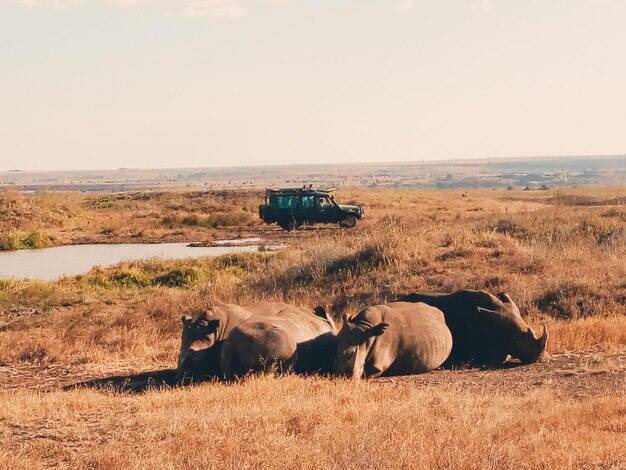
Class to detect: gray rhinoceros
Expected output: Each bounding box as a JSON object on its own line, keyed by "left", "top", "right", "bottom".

{"left": 177, "top": 302, "right": 304, "bottom": 383}
{"left": 220, "top": 306, "right": 337, "bottom": 379}
{"left": 333, "top": 302, "right": 453, "bottom": 379}
{"left": 397, "top": 290, "right": 548, "bottom": 365}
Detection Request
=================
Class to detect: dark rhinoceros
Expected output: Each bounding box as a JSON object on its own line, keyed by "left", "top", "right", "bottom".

{"left": 220, "top": 306, "right": 337, "bottom": 379}
{"left": 177, "top": 302, "right": 304, "bottom": 383}
{"left": 397, "top": 290, "right": 548, "bottom": 365}
{"left": 333, "top": 302, "right": 452, "bottom": 379}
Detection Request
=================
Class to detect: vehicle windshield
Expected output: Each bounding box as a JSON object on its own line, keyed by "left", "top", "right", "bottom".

{"left": 319, "top": 197, "right": 333, "bottom": 208}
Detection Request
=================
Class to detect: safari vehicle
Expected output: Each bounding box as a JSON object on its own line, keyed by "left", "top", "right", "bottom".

{"left": 259, "top": 186, "right": 364, "bottom": 231}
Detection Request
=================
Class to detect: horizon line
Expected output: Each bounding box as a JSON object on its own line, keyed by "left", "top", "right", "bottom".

{"left": 2, "top": 153, "right": 626, "bottom": 174}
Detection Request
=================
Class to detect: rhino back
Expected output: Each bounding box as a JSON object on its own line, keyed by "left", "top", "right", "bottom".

{"left": 221, "top": 309, "right": 335, "bottom": 377}
{"left": 217, "top": 304, "right": 255, "bottom": 338}
{"left": 242, "top": 302, "right": 305, "bottom": 316}
{"left": 362, "top": 302, "right": 452, "bottom": 377}
{"left": 220, "top": 302, "right": 307, "bottom": 339}
{"left": 398, "top": 291, "right": 529, "bottom": 365}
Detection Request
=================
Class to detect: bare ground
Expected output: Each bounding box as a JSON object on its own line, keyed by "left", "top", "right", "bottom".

{"left": 1, "top": 350, "right": 624, "bottom": 398}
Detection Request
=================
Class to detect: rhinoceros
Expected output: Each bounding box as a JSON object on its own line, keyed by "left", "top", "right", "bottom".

{"left": 397, "top": 290, "right": 548, "bottom": 365}
{"left": 220, "top": 306, "right": 337, "bottom": 379}
{"left": 177, "top": 302, "right": 303, "bottom": 383}
{"left": 333, "top": 302, "right": 453, "bottom": 379}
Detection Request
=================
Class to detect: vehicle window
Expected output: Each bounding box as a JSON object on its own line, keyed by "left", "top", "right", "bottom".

{"left": 318, "top": 197, "right": 332, "bottom": 208}
{"left": 301, "top": 195, "right": 315, "bottom": 208}
{"left": 270, "top": 195, "right": 298, "bottom": 209}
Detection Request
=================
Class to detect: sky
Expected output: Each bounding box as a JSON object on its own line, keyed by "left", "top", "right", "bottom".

{"left": 1, "top": 0, "right": 625, "bottom": 171}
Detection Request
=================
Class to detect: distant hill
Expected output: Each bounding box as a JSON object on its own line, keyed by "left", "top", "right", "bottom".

{"left": 1, "top": 155, "right": 625, "bottom": 192}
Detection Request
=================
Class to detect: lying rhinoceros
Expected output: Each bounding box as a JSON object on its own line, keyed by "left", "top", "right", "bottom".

{"left": 220, "top": 306, "right": 337, "bottom": 379}
{"left": 333, "top": 302, "right": 452, "bottom": 379}
{"left": 398, "top": 290, "right": 548, "bottom": 365}
{"left": 177, "top": 302, "right": 304, "bottom": 383}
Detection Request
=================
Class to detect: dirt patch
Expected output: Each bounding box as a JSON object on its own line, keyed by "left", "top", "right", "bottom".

{"left": 377, "top": 350, "right": 626, "bottom": 399}
{"left": 0, "top": 362, "right": 173, "bottom": 393}
{"left": 1, "top": 351, "right": 624, "bottom": 398}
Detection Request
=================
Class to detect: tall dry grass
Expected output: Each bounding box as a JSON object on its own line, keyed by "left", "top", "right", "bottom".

{"left": 0, "top": 189, "right": 264, "bottom": 247}
{"left": 1, "top": 376, "right": 625, "bottom": 469}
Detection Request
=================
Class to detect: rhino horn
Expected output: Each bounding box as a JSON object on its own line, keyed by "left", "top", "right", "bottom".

{"left": 537, "top": 324, "right": 549, "bottom": 350}
{"left": 522, "top": 324, "right": 549, "bottom": 362}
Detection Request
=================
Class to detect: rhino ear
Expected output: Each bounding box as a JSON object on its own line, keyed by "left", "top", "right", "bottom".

{"left": 313, "top": 306, "right": 329, "bottom": 319}
{"left": 198, "top": 319, "right": 220, "bottom": 333}
{"left": 342, "top": 311, "right": 352, "bottom": 325}
{"left": 365, "top": 322, "right": 389, "bottom": 338}
{"left": 181, "top": 314, "right": 192, "bottom": 325}
{"left": 314, "top": 306, "right": 336, "bottom": 329}
{"left": 496, "top": 292, "right": 512, "bottom": 303}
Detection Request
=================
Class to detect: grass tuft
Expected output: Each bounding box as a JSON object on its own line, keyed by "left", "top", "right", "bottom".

{"left": 0, "top": 230, "right": 51, "bottom": 251}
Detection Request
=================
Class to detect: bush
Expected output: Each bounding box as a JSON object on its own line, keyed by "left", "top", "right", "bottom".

{"left": 21, "top": 231, "right": 52, "bottom": 249}
{"left": 154, "top": 268, "right": 200, "bottom": 288}
{"left": 0, "top": 230, "right": 51, "bottom": 251}
{"left": 0, "top": 231, "right": 21, "bottom": 250}
{"left": 88, "top": 268, "right": 151, "bottom": 289}
{"left": 490, "top": 219, "right": 528, "bottom": 239}
{"left": 534, "top": 282, "right": 605, "bottom": 319}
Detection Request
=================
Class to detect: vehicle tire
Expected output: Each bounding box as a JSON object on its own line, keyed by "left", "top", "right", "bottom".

{"left": 340, "top": 215, "right": 357, "bottom": 228}
{"left": 279, "top": 219, "right": 299, "bottom": 231}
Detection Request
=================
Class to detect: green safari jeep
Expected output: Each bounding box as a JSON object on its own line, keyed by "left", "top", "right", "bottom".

{"left": 259, "top": 187, "right": 364, "bottom": 231}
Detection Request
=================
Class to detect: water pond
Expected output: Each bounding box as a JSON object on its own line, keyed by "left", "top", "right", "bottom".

{"left": 0, "top": 241, "right": 270, "bottom": 281}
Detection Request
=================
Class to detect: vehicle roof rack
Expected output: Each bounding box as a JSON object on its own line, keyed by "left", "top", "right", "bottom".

{"left": 265, "top": 186, "right": 338, "bottom": 194}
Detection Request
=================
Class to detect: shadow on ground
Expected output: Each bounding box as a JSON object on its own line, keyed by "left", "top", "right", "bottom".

{"left": 61, "top": 362, "right": 522, "bottom": 393}
{"left": 64, "top": 368, "right": 180, "bottom": 393}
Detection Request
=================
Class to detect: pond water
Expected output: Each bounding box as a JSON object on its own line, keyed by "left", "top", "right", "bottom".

{"left": 0, "top": 242, "right": 270, "bottom": 281}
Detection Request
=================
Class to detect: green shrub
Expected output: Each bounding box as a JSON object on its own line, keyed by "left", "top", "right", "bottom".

{"left": 87, "top": 268, "right": 151, "bottom": 289}
{"left": 0, "top": 231, "right": 21, "bottom": 251}
{"left": 0, "top": 230, "right": 51, "bottom": 251}
{"left": 154, "top": 268, "right": 200, "bottom": 288}
{"left": 21, "top": 231, "right": 52, "bottom": 249}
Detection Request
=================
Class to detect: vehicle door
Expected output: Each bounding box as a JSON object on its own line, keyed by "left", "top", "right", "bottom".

{"left": 299, "top": 195, "right": 316, "bottom": 223}
{"left": 316, "top": 195, "right": 335, "bottom": 222}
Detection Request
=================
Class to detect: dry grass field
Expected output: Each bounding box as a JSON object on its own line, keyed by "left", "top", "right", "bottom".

{"left": 1, "top": 186, "right": 625, "bottom": 469}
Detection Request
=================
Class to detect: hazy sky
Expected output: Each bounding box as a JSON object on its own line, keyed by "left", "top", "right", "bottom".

{"left": 1, "top": 0, "right": 625, "bottom": 171}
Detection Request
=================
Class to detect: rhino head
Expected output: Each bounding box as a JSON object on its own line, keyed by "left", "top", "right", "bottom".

{"left": 476, "top": 292, "right": 549, "bottom": 364}
{"left": 333, "top": 314, "right": 389, "bottom": 379}
{"left": 177, "top": 310, "right": 223, "bottom": 384}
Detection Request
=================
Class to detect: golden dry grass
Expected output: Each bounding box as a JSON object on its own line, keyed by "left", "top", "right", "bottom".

{"left": 0, "top": 189, "right": 262, "bottom": 247}
{"left": 1, "top": 186, "right": 625, "bottom": 468}
{"left": 1, "top": 377, "right": 625, "bottom": 469}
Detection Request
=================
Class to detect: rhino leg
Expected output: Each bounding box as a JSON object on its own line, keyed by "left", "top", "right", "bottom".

{"left": 363, "top": 353, "right": 391, "bottom": 378}
{"left": 220, "top": 337, "right": 241, "bottom": 381}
